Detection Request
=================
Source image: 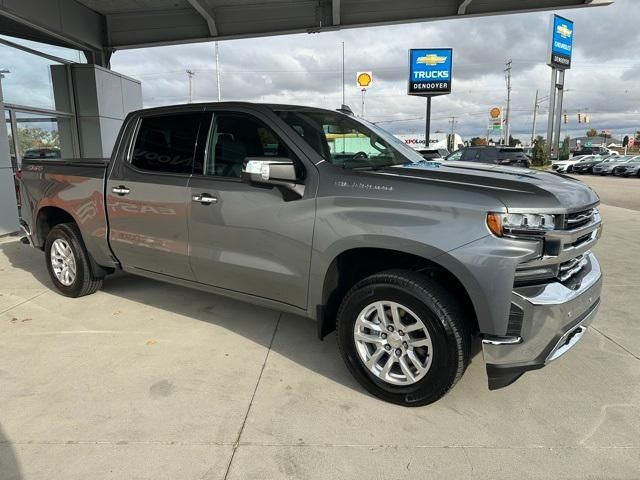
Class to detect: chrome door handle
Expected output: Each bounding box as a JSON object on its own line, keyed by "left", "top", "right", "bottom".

{"left": 192, "top": 194, "right": 218, "bottom": 205}
{"left": 112, "top": 186, "right": 130, "bottom": 196}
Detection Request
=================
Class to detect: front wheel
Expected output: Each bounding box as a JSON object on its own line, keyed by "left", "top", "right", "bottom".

{"left": 337, "top": 270, "right": 471, "bottom": 406}
{"left": 45, "top": 223, "right": 103, "bottom": 297}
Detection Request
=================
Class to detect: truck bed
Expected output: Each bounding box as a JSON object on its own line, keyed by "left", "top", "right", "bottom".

{"left": 19, "top": 158, "right": 115, "bottom": 268}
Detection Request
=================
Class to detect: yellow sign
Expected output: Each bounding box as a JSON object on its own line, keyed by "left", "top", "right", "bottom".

{"left": 490, "top": 107, "right": 501, "bottom": 119}
{"left": 556, "top": 23, "right": 572, "bottom": 39}
{"left": 416, "top": 54, "right": 447, "bottom": 66}
{"left": 356, "top": 71, "right": 373, "bottom": 88}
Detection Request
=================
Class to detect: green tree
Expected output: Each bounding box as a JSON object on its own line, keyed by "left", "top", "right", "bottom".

{"left": 470, "top": 137, "right": 487, "bottom": 146}
{"left": 586, "top": 128, "right": 598, "bottom": 137}
{"left": 531, "top": 136, "right": 549, "bottom": 167}
{"left": 559, "top": 136, "right": 570, "bottom": 160}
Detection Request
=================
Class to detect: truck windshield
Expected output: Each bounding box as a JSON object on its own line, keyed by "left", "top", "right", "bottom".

{"left": 276, "top": 109, "right": 425, "bottom": 169}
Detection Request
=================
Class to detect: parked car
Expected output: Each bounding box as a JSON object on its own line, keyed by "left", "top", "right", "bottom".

{"left": 416, "top": 148, "right": 449, "bottom": 160}
{"left": 552, "top": 155, "right": 593, "bottom": 173}
{"left": 22, "top": 147, "right": 61, "bottom": 159}
{"left": 613, "top": 158, "right": 640, "bottom": 177}
{"left": 19, "top": 102, "right": 602, "bottom": 406}
{"left": 592, "top": 156, "right": 637, "bottom": 175}
{"left": 572, "top": 155, "right": 615, "bottom": 174}
{"left": 445, "top": 146, "right": 530, "bottom": 168}
{"left": 574, "top": 146, "right": 617, "bottom": 157}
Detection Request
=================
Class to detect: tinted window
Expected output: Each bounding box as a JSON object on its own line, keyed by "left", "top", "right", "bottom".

{"left": 478, "top": 149, "right": 498, "bottom": 163}
{"left": 460, "top": 148, "right": 479, "bottom": 161}
{"left": 131, "top": 113, "right": 201, "bottom": 174}
{"left": 205, "top": 113, "right": 295, "bottom": 178}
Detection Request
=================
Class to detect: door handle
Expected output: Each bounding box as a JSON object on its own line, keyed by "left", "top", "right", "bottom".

{"left": 112, "top": 186, "right": 130, "bottom": 196}
{"left": 192, "top": 194, "right": 218, "bottom": 205}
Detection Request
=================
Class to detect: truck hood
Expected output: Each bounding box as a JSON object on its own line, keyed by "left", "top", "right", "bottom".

{"left": 377, "top": 161, "right": 599, "bottom": 212}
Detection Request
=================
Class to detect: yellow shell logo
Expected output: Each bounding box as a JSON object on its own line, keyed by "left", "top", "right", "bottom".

{"left": 357, "top": 72, "right": 372, "bottom": 87}
{"left": 557, "top": 23, "right": 572, "bottom": 39}
{"left": 490, "top": 108, "right": 501, "bottom": 119}
{"left": 416, "top": 54, "right": 447, "bottom": 66}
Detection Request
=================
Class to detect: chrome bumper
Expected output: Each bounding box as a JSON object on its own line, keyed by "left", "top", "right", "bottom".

{"left": 482, "top": 252, "right": 602, "bottom": 389}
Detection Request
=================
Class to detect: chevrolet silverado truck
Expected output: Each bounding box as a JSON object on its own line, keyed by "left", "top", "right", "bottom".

{"left": 18, "top": 103, "right": 603, "bottom": 406}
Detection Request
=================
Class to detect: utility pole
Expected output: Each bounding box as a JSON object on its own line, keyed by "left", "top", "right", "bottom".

{"left": 449, "top": 116, "right": 457, "bottom": 151}
{"left": 504, "top": 60, "right": 512, "bottom": 145}
{"left": 361, "top": 88, "right": 366, "bottom": 118}
{"left": 186, "top": 69, "right": 195, "bottom": 103}
{"left": 215, "top": 43, "right": 222, "bottom": 101}
{"left": 531, "top": 89, "right": 539, "bottom": 146}
{"left": 341, "top": 42, "right": 345, "bottom": 106}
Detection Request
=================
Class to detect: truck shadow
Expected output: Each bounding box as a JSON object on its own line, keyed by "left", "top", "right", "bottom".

{"left": 0, "top": 239, "right": 483, "bottom": 399}
{"left": 0, "top": 422, "right": 22, "bottom": 480}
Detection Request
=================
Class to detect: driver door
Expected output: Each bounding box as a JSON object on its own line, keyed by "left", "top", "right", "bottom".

{"left": 187, "top": 109, "right": 316, "bottom": 308}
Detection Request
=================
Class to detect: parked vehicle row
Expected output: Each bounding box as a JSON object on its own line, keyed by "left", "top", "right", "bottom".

{"left": 566, "top": 155, "right": 640, "bottom": 176}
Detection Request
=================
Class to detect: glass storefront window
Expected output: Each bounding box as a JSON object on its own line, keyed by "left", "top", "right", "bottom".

{"left": 0, "top": 43, "right": 73, "bottom": 112}
{"left": 14, "top": 111, "right": 75, "bottom": 162}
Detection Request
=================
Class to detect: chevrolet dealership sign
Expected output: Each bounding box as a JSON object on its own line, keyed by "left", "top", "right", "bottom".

{"left": 408, "top": 48, "right": 453, "bottom": 96}
{"left": 548, "top": 14, "right": 574, "bottom": 69}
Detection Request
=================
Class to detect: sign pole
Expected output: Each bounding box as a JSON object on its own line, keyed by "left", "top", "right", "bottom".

{"left": 553, "top": 69, "right": 565, "bottom": 160}
{"left": 425, "top": 96, "right": 432, "bottom": 148}
{"left": 546, "top": 67, "right": 557, "bottom": 159}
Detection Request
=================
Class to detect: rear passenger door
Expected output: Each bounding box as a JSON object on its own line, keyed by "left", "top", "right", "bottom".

{"left": 187, "top": 108, "right": 316, "bottom": 308}
{"left": 107, "top": 108, "right": 205, "bottom": 279}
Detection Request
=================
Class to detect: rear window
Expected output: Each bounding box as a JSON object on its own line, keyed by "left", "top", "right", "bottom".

{"left": 131, "top": 113, "right": 202, "bottom": 174}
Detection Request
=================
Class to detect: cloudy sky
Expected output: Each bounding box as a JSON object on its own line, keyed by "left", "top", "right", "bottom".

{"left": 106, "top": 0, "right": 638, "bottom": 142}
{"left": 2, "top": 0, "right": 638, "bottom": 143}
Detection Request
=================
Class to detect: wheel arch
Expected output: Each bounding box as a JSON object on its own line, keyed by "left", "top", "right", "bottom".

{"left": 315, "top": 245, "right": 481, "bottom": 341}
{"left": 36, "top": 206, "right": 112, "bottom": 279}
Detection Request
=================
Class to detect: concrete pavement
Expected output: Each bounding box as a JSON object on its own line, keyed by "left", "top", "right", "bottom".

{"left": 0, "top": 181, "right": 639, "bottom": 479}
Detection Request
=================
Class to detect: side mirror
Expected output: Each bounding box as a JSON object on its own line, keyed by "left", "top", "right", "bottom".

{"left": 241, "top": 157, "right": 304, "bottom": 197}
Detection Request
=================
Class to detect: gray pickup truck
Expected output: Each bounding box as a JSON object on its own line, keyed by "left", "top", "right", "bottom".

{"left": 19, "top": 102, "right": 603, "bottom": 406}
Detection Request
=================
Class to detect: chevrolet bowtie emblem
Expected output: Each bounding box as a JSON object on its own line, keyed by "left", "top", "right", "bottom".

{"left": 557, "top": 24, "right": 572, "bottom": 39}
{"left": 416, "top": 54, "right": 447, "bottom": 66}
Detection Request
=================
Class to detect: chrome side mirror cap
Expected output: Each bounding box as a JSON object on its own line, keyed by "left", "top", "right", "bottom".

{"left": 241, "top": 157, "right": 304, "bottom": 198}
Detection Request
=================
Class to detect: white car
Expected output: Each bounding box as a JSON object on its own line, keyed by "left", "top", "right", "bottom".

{"left": 551, "top": 155, "right": 595, "bottom": 173}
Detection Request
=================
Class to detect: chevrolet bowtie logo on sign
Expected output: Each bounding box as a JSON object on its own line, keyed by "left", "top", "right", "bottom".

{"left": 416, "top": 54, "right": 447, "bottom": 66}
{"left": 548, "top": 14, "right": 574, "bottom": 70}
{"left": 408, "top": 48, "right": 453, "bottom": 97}
{"left": 556, "top": 23, "right": 572, "bottom": 39}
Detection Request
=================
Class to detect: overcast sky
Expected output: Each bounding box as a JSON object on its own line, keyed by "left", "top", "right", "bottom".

{"left": 2, "top": 1, "right": 638, "bottom": 143}
{"left": 107, "top": 0, "right": 638, "bottom": 142}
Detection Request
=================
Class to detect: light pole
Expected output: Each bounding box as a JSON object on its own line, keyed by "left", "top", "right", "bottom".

{"left": 186, "top": 69, "right": 195, "bottom": 103}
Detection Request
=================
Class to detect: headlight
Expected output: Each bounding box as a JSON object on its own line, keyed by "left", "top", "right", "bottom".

{"left": 487, "top": 212, "right": 556, "bottom": 238}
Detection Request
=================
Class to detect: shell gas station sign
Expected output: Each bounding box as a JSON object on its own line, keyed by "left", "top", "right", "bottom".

{"left": 356, "top": 71, "right": 373, "bottom": 89}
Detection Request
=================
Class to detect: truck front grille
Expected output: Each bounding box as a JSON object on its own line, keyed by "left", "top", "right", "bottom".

{"left": 562, "top": 208, "right": 595, "bottom": 230}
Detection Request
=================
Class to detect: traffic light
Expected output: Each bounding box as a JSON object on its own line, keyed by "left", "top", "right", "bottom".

{"left": 578, "top": 113, "right": 582, "bottom": 124}
{"left": 585, "top": 115, "right": 590, "bottom": 124}
{"left": 563, "top": 114, "right": 568, "bottom": 124}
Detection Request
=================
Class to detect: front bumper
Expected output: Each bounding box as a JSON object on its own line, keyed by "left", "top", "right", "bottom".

{"left": 482, "top": 252, "right": 602, "bottom": 389}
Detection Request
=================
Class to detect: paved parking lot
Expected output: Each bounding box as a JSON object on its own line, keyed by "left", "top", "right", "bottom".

{"left": 1, "top": 176, "right": 639, "bottom": 479}
{"left": 569, "top": 173, "right": 640, "bottom": 211}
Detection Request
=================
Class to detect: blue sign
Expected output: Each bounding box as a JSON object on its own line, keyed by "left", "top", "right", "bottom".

{"left": 548, "top": 15, "right": 574, "bottom": 69}
{"left": 408, "top": 48, "right": 453, "bottom": 96}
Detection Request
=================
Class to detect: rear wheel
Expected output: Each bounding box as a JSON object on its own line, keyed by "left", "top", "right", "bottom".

{"left": 45, "top": 223, "right": 103, "bottom": 297}
{"left": 337, "top": 270, "right": 471, "bottom": 406}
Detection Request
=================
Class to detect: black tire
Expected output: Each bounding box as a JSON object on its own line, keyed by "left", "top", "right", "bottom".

{"left": 45, "top": 223, "right": 103, "bottom": 297}
{"left": 337, "top": 270, "right": 471, "bottom": 407}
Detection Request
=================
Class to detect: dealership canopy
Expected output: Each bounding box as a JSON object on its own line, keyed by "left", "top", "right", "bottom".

{"left": 0, "top": 0, "right": 612, "bottom": 64}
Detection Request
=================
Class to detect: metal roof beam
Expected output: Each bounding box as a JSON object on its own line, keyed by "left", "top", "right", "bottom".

{"left": 186, "top": 0, "right": 218, "bottom": 36}
{"left": 458, "top": 0, "right": 473, "bottom": 15}
{"left": 332, "top": 0, "right": 341, "bottom": 25}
